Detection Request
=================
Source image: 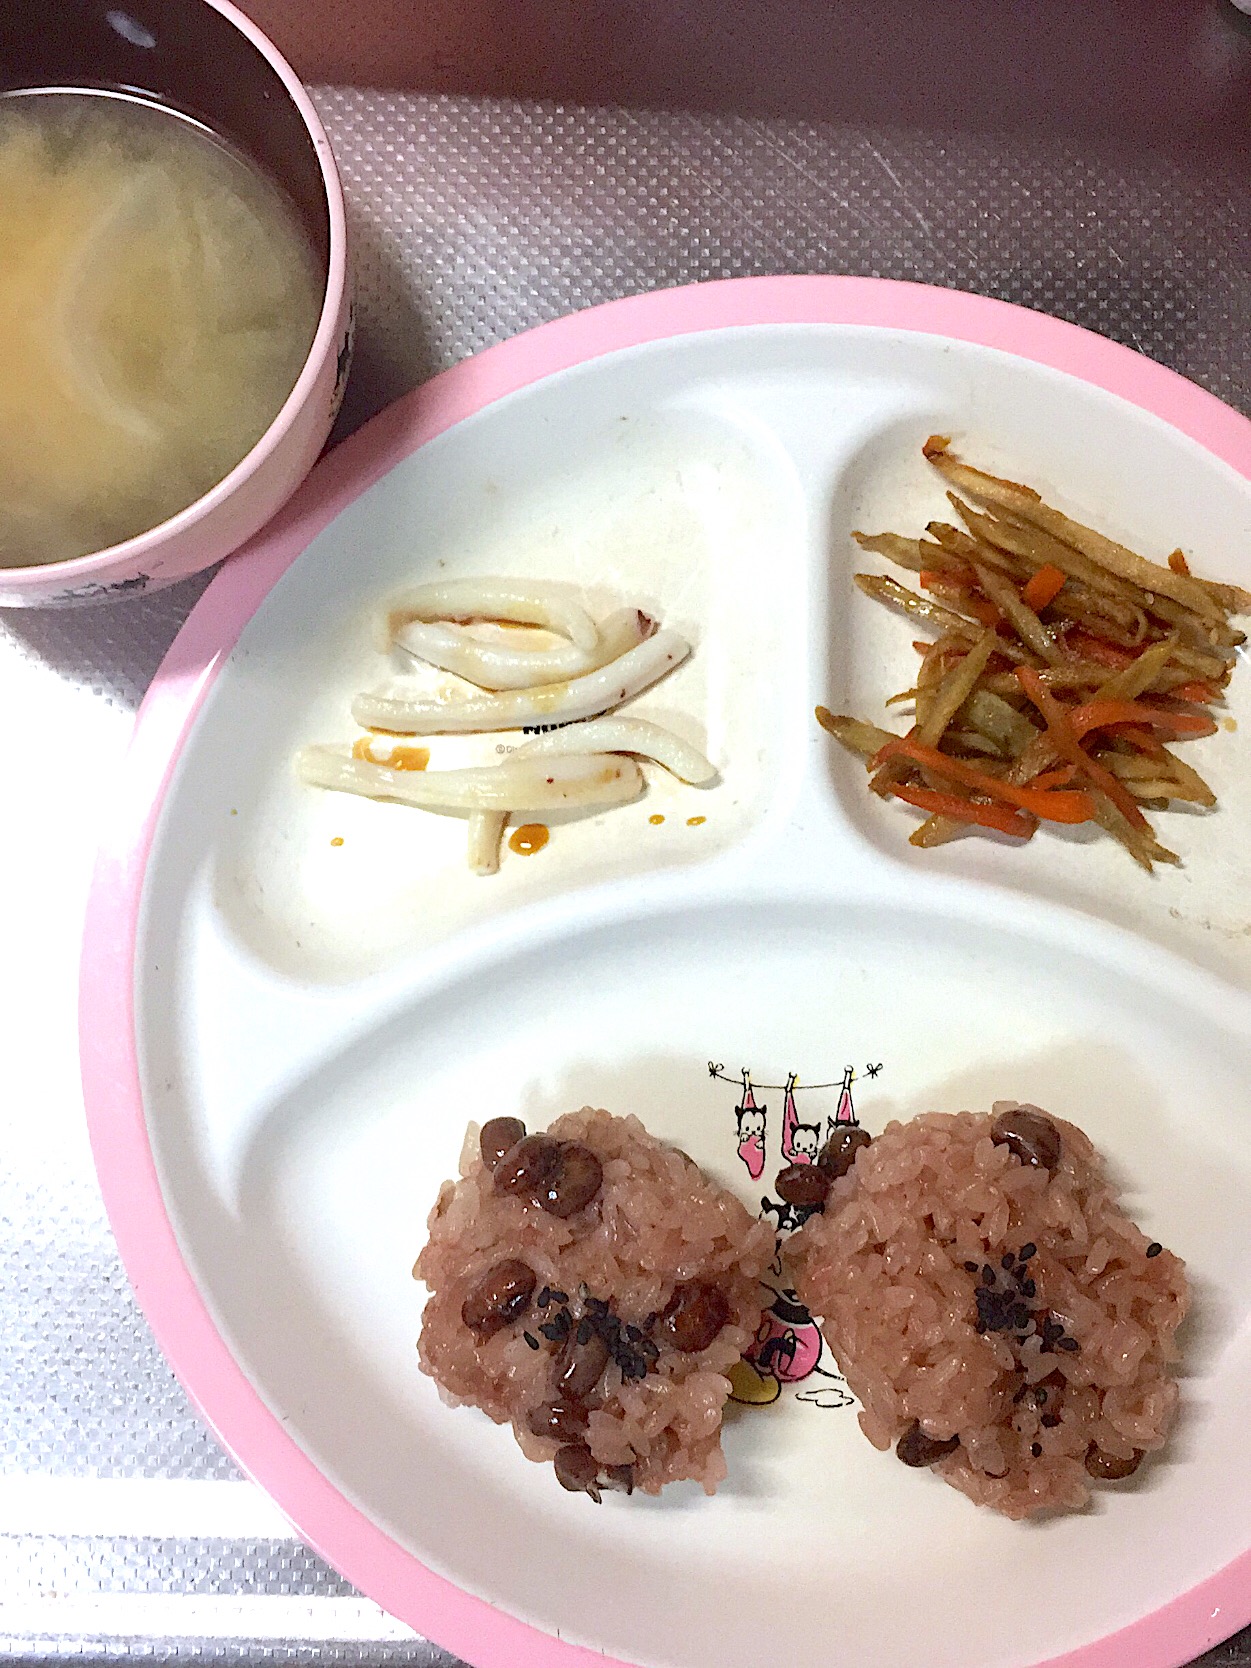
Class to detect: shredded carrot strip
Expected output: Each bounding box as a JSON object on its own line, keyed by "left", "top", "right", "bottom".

{"left": 1170, "top": 680, "right": 1218, "bottom": 704}
{"left": 872, "top": 736, "right": 1095, "bottom": 823}
{"left": 963, "top": 595, "right": 1003, "bottom": 629}
{"left": 1028, "top": 764, "right": 1077, "bottom": 790}
{"left": 919, "top": 566, "right": 974, "bottom": 588}
{"left": 1117, "top": 725, "right": 1168, "bottom": 759}
{"left": 1065, "top": 630, "right": 1135, "bottom": 670}
{"left": 919, "top": 575, "right": 1002, "bottom": 628}
{"left": 1066, "top": 699, "right": 1217, "bottom": 741}
{"left": 1014, "top": 668, "right": 1149, "bottom": 831}
{"left": 890, "top": 782, "right": 1036, "bottom": 839}
{"left": 1021, "top": 564, "right": 1066, "bottom": 612}
{"left": 868, "top": 720, "right": 918, "bottom": 797}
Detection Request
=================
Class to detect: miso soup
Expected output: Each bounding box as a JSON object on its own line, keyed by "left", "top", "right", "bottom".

{"left": 0, "top": 90, "right": 323, "bottom": 568}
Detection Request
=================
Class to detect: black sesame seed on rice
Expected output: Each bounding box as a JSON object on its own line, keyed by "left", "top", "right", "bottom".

{"left": 523, "top": 1332, "right": 540, "bottom": 1350}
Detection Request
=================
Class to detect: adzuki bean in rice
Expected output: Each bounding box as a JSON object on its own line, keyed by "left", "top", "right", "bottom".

{"left": 787, "top": 1101, "right": 1188, "bottom": 1519}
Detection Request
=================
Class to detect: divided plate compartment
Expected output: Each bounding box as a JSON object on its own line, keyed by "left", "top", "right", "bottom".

{"left": 131, "top": 323, "right": 1251, "bottom": 1668}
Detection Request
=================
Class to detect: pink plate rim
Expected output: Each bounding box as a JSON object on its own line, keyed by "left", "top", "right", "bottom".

{"left": 79, "top": 275, "right": 1251, "bottom": 1668}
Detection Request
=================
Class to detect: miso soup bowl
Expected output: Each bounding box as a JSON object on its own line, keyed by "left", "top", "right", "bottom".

{"left": 0, "top": 0, "right": 350, "bottom": 606}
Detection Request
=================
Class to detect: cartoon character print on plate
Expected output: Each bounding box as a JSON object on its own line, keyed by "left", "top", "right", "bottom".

{"left": 729, "top": 1284, "right": 854, "bottom": 1409}
{"left": 731, "top": 1069, "right": 767, "bottom": 1179}
{"left": 710, "top": 1059, "right": 880, "bottom": 1412}
{"left": 780, "top": 1073, "right": 820, "bottom": 1165}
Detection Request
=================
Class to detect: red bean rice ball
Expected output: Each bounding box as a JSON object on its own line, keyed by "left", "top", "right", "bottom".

{"left": 415, "top": 1107, "right": 775, "bottom": 1498}
{"left": 786, "top": 1104, "right": 1188, "bottom": 1518}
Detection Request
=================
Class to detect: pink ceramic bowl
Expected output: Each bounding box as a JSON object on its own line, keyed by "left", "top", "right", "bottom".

{"left": 0, "top": 0, "right": 351, "bottom": 607}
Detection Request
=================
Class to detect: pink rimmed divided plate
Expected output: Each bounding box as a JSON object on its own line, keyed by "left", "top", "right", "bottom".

{"left": 81, "top": 277, "right": 1251, "bottom": 1668}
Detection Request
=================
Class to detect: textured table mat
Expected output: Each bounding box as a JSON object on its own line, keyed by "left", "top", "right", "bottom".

{"left": 2, "top": 84, "right": 1249, "bottom": 1668}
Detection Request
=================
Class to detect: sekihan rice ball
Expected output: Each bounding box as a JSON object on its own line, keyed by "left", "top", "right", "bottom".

{"left": 786, "top": 1101, "right": 1188, "bottom": 1518}
{"left": 415, "top": 1106, "right": 775, "bottom": 1500}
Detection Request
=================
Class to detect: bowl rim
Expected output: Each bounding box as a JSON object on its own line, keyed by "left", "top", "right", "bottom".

{"left": 0, "top": 0, "right": 349, "bottom": 587}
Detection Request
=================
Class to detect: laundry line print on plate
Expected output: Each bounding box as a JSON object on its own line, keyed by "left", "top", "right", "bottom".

{"left": 707, "top": 1059, "right": 884, "bottom": 1412}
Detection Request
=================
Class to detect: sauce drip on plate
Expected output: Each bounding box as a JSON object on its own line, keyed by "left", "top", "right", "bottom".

{"left": 509, "top": 823, "right": 549, "bottom": 856}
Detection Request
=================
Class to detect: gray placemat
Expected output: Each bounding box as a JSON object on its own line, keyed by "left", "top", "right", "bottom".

{"left": 2, "top": 83, "right": 1248, "bottom": 1668}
